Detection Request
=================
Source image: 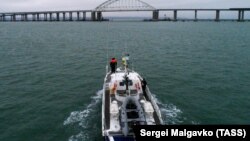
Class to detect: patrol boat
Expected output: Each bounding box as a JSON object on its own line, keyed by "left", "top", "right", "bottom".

{"left": 102, "top": 56, "right": 163, "bottom": 141}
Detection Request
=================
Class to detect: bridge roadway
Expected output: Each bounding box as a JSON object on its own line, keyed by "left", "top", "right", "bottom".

{"left": 0, "top": 8, "right": 249, "bottom": 22}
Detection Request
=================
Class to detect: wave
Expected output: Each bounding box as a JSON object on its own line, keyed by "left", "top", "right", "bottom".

{"left": 153, "top": 94, "right": 200, "bottom": 125}
{"left": 64, "top": 90, "right": 197, "bottom": 140}
{"left": 68, "top": 132, "right": 89, "bottom": 141}
{"left": 152, "top": 94, "right": 184, "bottom": 124}
{"left": 63, "top": 90, "right": 102, "bottom": 126}
{"left": 64, "top": 90, "right": 103, "bottom": 141}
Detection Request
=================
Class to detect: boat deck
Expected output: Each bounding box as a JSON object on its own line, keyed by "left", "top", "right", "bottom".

{"left": 104, "top": 73, "right": 161, "bottom": 135}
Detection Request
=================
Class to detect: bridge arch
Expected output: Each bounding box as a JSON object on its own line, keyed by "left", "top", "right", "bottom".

{"left": 95, "top": 0, "right": 156, "bottom": 12}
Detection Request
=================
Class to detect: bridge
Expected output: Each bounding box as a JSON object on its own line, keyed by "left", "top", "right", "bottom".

{"left": 0, "top": 0, "right": 249, "bottom": 22}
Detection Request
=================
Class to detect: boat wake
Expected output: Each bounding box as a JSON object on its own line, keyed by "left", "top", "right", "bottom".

{"left": 63, "top": 90, "right": 103, "bottom": 141}
{"left": 152, "top": 94, "right": 185, "bottom": 124}
{"left": 63, "top": 90, "right": 196, "bottom": 140}
{"left": 153, "top": 94, "right": 200, "bottom": 124}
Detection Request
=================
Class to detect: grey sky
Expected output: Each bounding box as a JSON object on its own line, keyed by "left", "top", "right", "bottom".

{"left": 0, "top": 0, "right": 250, "bottom": 12}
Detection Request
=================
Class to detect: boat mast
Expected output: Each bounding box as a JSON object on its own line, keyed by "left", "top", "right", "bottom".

{"left": 106, "top": 23, "right": 110, "bottom": 74}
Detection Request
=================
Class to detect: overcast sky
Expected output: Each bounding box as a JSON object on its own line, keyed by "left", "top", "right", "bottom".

{"left": 0, "top": 0, "right": 250, "bottom": 12}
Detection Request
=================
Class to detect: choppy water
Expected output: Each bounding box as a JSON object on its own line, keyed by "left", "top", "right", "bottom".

{"left": 0, "top": 22, "right": 250, "bottom": 141}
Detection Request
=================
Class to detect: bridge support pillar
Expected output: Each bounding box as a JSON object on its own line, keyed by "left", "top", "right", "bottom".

{"left": 32, "top": 14, "right": 35, "bottom": 21}
{"left": 1, "top": 15, "right": 4, "bottom": 21}
{"left": 44, "top": 13, "right": 47, "bottom": 21}
{"left": 3, "top": 14, "right": 6, "bottom": 21}
{"left": 238, "top": 10, "right": 244, "bottom": 22}
{"left": 56, "top": 13, "right": 60, "bottom": 21}
{"left": 62, "top": 13, "right": 66, "bottom": 21}
{"left": 91, "top": 11, "right": 96, "bottom": 21}
{"left": 83, "top": 12, "right": 86, "bottom": 21}
{"left": 10, "top": 15, "right": 13, "bottom": 21}
{"left": 21, "top": 14, "right": 25, "bottom": 21}
{"left": 152, "top": 10, "right": 159, "bottom": 21}
{"left": 11, "top": 14, "right": 16, "bottom": 21}
{"left": 173, "top": 10, "right": 177, "bottom": 21}
{"left": 194, "top": 10, "right": 197, "bottom": 21}
{"left": 49, "top": 13, "right": 52, "bottom": 21}
{"left": 215, "top": 10, "right": 220, "bottom": 21}
{"left": 24, "top": 14, "right": 28, "bottom": 21}
{"left": 77, "top": 12, "right": 80, "bottom": 21}
{"left": 37, "top": 13, "right": 40, "bottom": 21}
{"left": 241, "top": 11, "right": 245, "bottom": 21}
{"left": 97, "top": 12, "right": 102, "bottom": 21}
{"left": 13, "top": 14, "right": 16, "bottom": 21}
{"left": 238, "top": 10, "right": 241, "bottom": 21}
{"left": 69, "top": 12, "right": 73, "bottom": 21}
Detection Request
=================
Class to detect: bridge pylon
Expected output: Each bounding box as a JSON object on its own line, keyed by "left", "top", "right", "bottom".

{"left": 97, "top": 12, "right": 102, "bottom": 21}
{"left": 152, "top": 10, "right": 159, "bottom": 21}
{"left": 91, "top": 11, "right": 96, "bottom": 21}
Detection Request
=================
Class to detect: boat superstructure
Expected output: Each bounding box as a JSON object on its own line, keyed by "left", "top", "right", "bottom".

{"left": 102, "top": 57, "right": 163, "bottom": 141}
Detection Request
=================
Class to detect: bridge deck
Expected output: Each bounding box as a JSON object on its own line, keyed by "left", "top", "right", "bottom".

{"left": 0, "top": 8, "right": 249, "bottom": 22}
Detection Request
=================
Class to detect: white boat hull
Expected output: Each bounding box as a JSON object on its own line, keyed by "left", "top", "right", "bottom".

{"left": 102, "top": 67, "right": 163, "bottom": 140}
